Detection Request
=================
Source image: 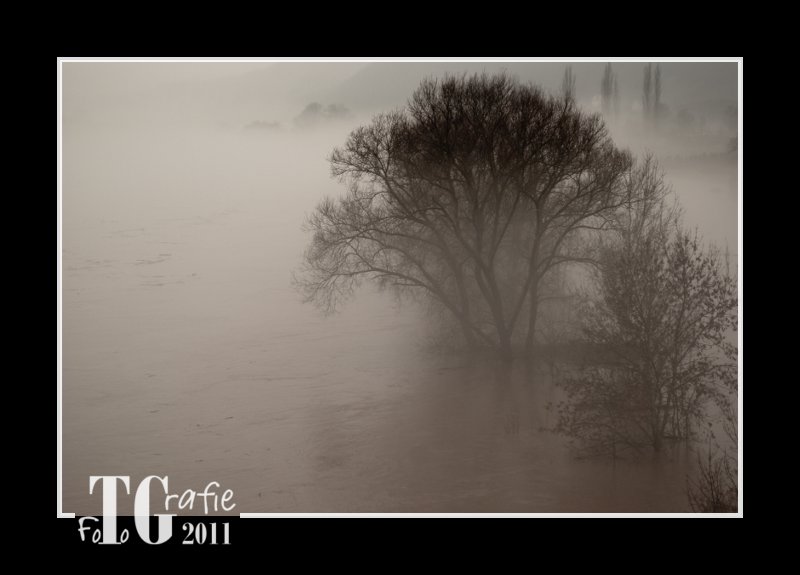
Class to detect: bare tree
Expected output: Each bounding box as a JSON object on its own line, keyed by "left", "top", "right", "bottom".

{"left": 601, "top": 64, "right": 614, "bottom": 116}
{"left": 687, "top": 401, "right": 738, "bottom": 512}
{"left": 654, "top": 64, "right": 662, "bottom": 125}
{"left": 643, "top": 63, "right": 653, "bottom": 121}
{"left": 297, "top": 74, "right": 651, "bottom": 359}
{"left": 554, "top": 181, "right": 738, "bottom": 454}
{"left": 562, "top": 66, "right": 576, "bottom": 103}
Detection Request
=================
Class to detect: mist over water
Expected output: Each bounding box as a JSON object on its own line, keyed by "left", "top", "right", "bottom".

{"left": 61, "top": 62, "right": 738, "bottom": 514}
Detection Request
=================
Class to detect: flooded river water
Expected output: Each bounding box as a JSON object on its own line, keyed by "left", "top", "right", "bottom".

{"left": 61, "top": 122, "right": 736, "bottom": 514}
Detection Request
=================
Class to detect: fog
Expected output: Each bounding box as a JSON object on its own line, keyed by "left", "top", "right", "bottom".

{"left": 61, "top": 61, "right": 738, "bottom": 514}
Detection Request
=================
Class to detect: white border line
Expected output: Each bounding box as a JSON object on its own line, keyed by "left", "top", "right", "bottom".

{"left": 57, "top": 57, "right": 75, "bottom": 519}
{"left": 57, "top": 56, "right": 742, "bottom": 519}
{"left": 737, "top": 58, "right": 743, "bottom": 516}
{"left": 58, "top": 57, "right": 739, "bottom": 63}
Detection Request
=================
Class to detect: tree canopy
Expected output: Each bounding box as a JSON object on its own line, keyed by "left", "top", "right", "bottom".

{"left": 298, "top": 73, "right": 663, "bottom": 357}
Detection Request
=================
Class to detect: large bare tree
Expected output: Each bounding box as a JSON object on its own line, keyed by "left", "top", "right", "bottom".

{"left": 298, "top": 74, "right": 655, "bottom": 358}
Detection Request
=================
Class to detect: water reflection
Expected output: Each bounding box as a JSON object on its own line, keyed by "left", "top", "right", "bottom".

{"left": 297, "top": 358, "right": 694, "bottom": 512}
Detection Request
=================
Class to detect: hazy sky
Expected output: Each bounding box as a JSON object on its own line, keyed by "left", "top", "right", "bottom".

{"left": 62, "top": 60, "right": 737, "bottom": 130}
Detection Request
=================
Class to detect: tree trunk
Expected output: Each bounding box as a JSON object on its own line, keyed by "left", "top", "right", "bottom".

{"left": 525, "top": 284, "right": 540, "bottom": 355}
{"left": 453, "top": 263, "right": 476, "bottom": 349}
{"left": 459, "top": 316, "right": 477, "bottom": 349}
{"left": 475, "top": 265, "right": 512, "bottom": 360}
{"left": 653, "top": 432, "right": 663, "bottom": 453}
{"left": 498, "top": 334, "right": 514, "bottom": 360}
